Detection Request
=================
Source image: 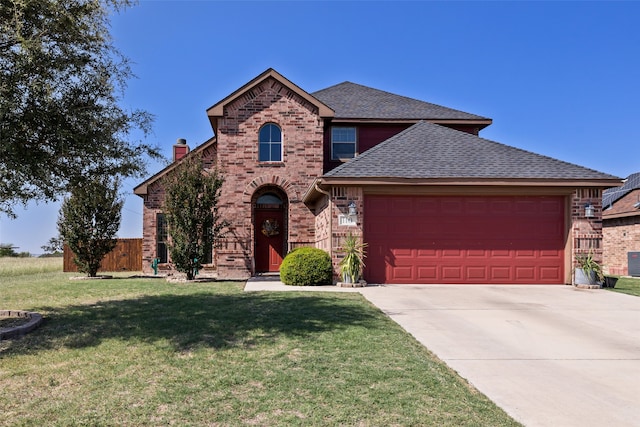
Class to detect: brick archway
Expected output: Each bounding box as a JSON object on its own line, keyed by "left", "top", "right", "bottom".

{"left": 243, "top": 175, "right": 298, "bottom": 205}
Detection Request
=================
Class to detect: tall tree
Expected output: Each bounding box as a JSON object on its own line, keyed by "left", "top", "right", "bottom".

{"left": 58, "top": 177, "right": 122, "bottom": 277}
{"left": 162, "top": 153, "right": 227, "bottom": 280}
{"left": 0, "top": 0, "right": 159, "bottom": 217}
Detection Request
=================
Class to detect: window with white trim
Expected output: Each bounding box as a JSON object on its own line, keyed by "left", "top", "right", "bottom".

{"left": 331, "top": 127, "right": 357, "bottom": 160}
{"left": 259, "top": 123, "right": 282, "bottom": 162}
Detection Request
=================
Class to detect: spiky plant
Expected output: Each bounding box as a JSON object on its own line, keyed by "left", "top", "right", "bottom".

{"left": 339, "top": 233, "right": 367, "bottom": 283}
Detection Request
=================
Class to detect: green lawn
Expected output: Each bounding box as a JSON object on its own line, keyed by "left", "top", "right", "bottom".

{"left": 0, "top": 258, "right": 519, "bottom": 426}
{"left": 607, "top": 275, "right": 640, "bottom": 297}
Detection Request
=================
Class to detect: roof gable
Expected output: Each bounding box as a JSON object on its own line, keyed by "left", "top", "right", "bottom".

{"left": 312, "top": 82, "right": 490, "bottom": 123}
{"left": 133, "top": 137, "right": 216, "bottom": 196}
{"left": 207, "top": 68, "right": 334, "bottom": 120}
{"left": 323, "top": 121, "right": 620, "bottom": 183}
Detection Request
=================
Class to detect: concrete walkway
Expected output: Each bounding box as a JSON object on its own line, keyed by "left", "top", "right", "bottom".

{"left": 245, "top": 279, "right": 640, "bottom": 427}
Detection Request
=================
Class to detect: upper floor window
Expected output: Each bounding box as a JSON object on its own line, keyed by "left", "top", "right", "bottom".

{"left": 259, "top": 123, "right": 282, "bottom": 162}
{"left": 331, "top": 127, "right": 357, "bottom": 160}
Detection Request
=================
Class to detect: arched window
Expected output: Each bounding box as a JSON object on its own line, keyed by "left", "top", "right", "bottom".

{"left": 259, "top": 123, "right": 282, "bottom": 162}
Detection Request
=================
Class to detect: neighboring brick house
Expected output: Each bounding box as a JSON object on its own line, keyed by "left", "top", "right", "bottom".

{"left": 134, "top": 68, "right": 621, "bottom": 284}
{"left": 602, "top": 173, "right": 640, "bottom": 276}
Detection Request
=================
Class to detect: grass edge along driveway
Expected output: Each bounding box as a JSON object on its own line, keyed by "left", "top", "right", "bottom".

{"left": 0, "top": 261, "right": 520, "bottom": 426}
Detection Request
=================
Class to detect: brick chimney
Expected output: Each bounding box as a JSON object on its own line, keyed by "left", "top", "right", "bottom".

{"left": 173, "top": 138, "right": 189, "bottom": 162}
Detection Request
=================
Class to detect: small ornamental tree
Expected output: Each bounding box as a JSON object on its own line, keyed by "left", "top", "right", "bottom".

{"left": 58, "top": 177, "right": 123, "bottom": 277}
{"left": 162, "top": 153, "right": 227, "bottom": 280}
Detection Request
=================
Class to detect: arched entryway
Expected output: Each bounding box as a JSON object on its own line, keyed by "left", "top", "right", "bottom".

{"left": 253, "top": 188, "right": 288, "bottom": 273}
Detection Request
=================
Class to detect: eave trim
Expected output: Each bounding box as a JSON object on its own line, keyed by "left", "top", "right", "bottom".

{"left": 316, "top": 177, "right": 623, "bottom": 188}
{"left": 133, "top": 136, "right": 216, "bottom": 196}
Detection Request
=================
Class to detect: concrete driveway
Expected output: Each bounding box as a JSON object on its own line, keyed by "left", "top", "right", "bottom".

{"left": 358, "top": 285, "right": 640, "bottom": 427}
{"left": 245, "top": 280, "right": 640, "bottom": 426}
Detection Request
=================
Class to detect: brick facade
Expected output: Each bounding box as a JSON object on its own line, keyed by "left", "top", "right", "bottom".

{"left": 136, "top": 69, "right": 618, "bottom": 283}
{"left": 140, "top": 181, "right": 164, "bottom": 273}
{"left": 603, "top": 217, "right": 640, "bottom": 275}
{"left": 571, "top": 188, "right": 604, "bottom": 268}
{"left": 327, "top": 186, "right": 364, "bottom": 281}
{"left": 602, "top": 188, "right": 640, "bottom": 275}
{"left": 213, "top": 77, "right": 325, "bottom": 279}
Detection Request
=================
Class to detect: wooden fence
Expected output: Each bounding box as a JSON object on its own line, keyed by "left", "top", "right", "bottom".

{"left": 63, "top": 238, "right": 143, "bottom": 272}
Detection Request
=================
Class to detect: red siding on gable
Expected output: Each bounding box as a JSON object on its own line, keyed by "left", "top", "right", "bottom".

{"left": 364, "top": 195, "right": 566, "bottom": 284}
{"left": 323, "top": 123, "right": 483, "bottom": 173}
{"left": 323, "top": 124, "right": 410, "bottom": 173}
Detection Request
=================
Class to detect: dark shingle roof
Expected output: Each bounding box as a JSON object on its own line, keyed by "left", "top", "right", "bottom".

{"left": 324, "top": 121, "right": 620, "bottom": 181}
{"left": 312, "top": 82, "right": 488, "bottom": 121}
{"left": 603, "top": 172, "right": 640, "bottom": 207}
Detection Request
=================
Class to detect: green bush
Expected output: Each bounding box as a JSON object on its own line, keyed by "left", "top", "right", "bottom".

{"left": 280, "top": 247, "right": 333, "bottom": 286}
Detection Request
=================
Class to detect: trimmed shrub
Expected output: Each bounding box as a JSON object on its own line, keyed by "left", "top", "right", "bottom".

{"left": 280, "top": 247, "right": 333, "bottom": 286}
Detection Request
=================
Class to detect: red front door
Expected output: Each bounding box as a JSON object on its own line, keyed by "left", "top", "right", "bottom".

{"left": 255, "top": 208, "right": 285, "bottom": 272}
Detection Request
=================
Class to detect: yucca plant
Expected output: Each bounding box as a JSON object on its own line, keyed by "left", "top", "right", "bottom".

{"left": 339, "top": 233, "right": 367, "bottom": 283}
{"left": 575, "top": 250, "right": 604, "bottom": 284}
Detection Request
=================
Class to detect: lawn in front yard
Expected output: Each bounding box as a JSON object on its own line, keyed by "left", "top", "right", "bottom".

{"left": 0, "top": 258, "right": 519, "bottom": 426}
{"left": 607, "top": 275, "right": 640, "bottom": 297}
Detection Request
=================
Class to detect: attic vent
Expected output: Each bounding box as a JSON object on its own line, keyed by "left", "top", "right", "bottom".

{"left": 332, "top": 187, "right": 347, "bottom": 199}
{"left": 576, "top": 238, "right": 600, "bottom": 250}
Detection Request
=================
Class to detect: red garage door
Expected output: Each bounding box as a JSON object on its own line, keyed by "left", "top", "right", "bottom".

{"left": 364, "top": 195, "right": 565, "bottom": 284}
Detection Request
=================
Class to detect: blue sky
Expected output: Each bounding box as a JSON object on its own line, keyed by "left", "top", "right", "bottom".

{"left": 2, "top": 0, "right": 639, "bottom": 254}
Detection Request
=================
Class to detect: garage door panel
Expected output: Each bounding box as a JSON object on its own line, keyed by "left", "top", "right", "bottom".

{"left": 515, "top": 249, "right": 536, "bottom": 258}
{"left": 464, "top": 199, "right": 489, "bottom": 214}
{"left": 442, "top": 249, "right": 463, "bottom": 258}
{"left": 541, "top": 267, "right": 562, "bottom": 279}
{"left": 365, "top": 195, "right": 565, "bottom": 284}
{"left": 491, "top": 249, "right": 511, "bottom": 257}
{"left": 390, "top": 198, "right": 414, "bottom": 215}
{"left": 442, "top": 266, "right": 463, "bottom": 280}
{"left": 415, "top": 198, "right": 438, "bottom": 214}
{"left": 490, "top": 266, "right": 512, "bottom": 280}
{"left": 416, "top": 249, "right": 438, "bottom": 258}
{"left": 514, "top": 200, "right": 537, "bottom": 213}
{"left": 392, "top": 248, "right": 413, "bottom": 259}
{"left": 467, "top": 249, "right": 487, "bottom": 257}
{"left": 417, "top": 266, "right": 438, "bottom": 280}
{"left": 540, "top": 249, "right": 562, "bottom": 258}
{"left": 541, "top": 200, "right": 563, "bottom": 213}
{"left": 391, "top": 267, "right": 413, "bottom": 280}
{"left": 490, "top": 200, "right": 512, "bottom": 213}
{"left": 466, "top": 266, "right": 488, "bottom": 281}
{"left": 441, "top": 200, "right": 464, "bottom": 214}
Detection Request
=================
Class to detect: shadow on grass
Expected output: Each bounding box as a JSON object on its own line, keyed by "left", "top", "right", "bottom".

{"left": 2, "top": 290, "right": 379, "bottom": 354}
